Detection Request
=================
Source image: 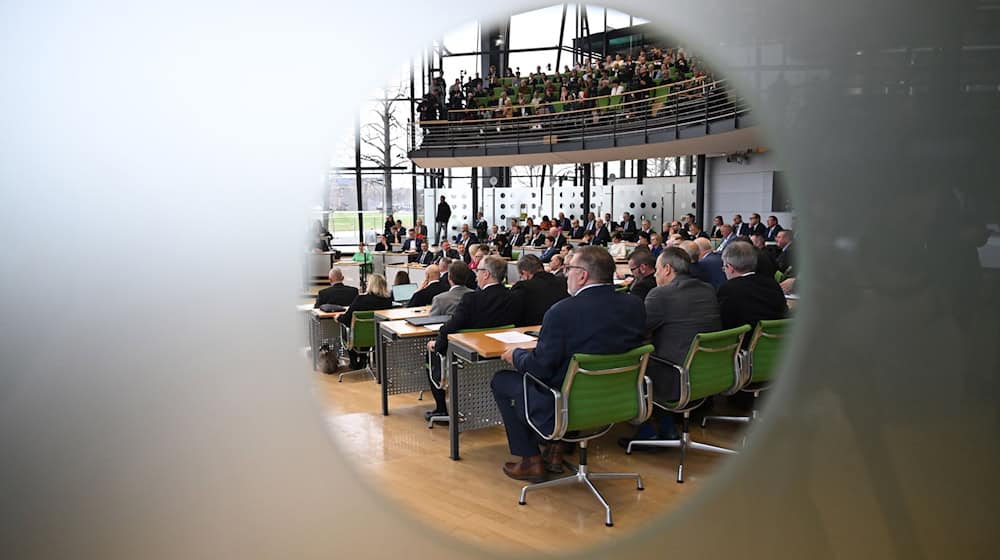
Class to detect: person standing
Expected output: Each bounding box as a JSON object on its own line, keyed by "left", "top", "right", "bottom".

{"left": 435, "top": 195, "right": 451, "bottom": 245}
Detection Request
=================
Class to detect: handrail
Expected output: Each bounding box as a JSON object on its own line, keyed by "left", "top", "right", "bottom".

{"left": 444, "top": 74, "right": 709, "bottom": 120}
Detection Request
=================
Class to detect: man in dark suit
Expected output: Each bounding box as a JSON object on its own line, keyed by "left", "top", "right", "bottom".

{"left": 732, "top": 214, "right": 750, "bottom": 237}
{"left": 401, "top": 229, "right": 420, "bottom": 252}
{"left": 492, "top": 247, "right": 646, "bottom": 480}
{"left": 539, "top": 236, "right": 559, "bottom": 264}
{"left": 412, "top": 241, "right": 435, "bottom": 265}
{"left": 747, "top": 213, "right": 766, "bottom": 238}
{"left": 434, "top": 195, "right": 451, "bottom": 245}
{"left": 510, "top": 254, "right": 568, "bottom": 326}
{"left": 435, "top": 240, "right": 461, "bottom": 263}
{"left": 764, "top": 215, "right": 784, "bottom": 242}
{"left": 474, "top": 212, "right": 488, "bottom": 241}
{"left": 751, "top": 235, "right": 777, "bottom": 279}
{"left": 530, "top": 226, "right": 547, "bottom": 247}
{"left": 620, "top": 212, "right": 638, "bottom": 241}
{"left": 414, "top": 218, "right": 428, "bottom": 238}
{"left": 313, "top": 267, "right": 359, "bottom": 308}
{"left": 407, "top": 263, "right": 449, "bottom": 308}
{"left": 556, "top": 212, "right": 571, "bottom": 231}
{"left": 593, "top": 219, "right": 611, "bottom": 246}
{"left": 775, "top": 230, "right": 795, "bottom": 275}
{"left": 509, "top": 225, "right": 527, "bottom": 247}
{"left": 569, "top": 219, "right": 586, "bottom": 240}
{"left": 584, "top": 212, "right": 597, "bottom": 233}
{"left": 424, "top": 256, "right": 522, "bottom": 419}
{"left": 691, "top": 238, "right": 728, "bottom": 289}
{"left": 717, "top": 241, "right": 787, "bottom": 346}
{"left": 627, "top": 249, "right": 657, "bottom": 301}
{"left": 618, "top": 247, "right": 722, "bottom": 446}
{"left": 603, "top": 212, "right": 618, "bottom": 233}
{"left": 715, "top": 224, "right": 737, "bottom": 253}
{"left": 549, "top": 227, "right": 567, "bottom": 249}
{"left": 639, "top": 219, "right": 655, "bottom": 239}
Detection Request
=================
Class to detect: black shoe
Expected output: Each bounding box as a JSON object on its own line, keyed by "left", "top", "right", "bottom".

{"left": 424, "top": 409, "right": 448, "bottom": 421}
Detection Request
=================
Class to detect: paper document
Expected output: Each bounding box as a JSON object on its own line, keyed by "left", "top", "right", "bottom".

{"left": 425, "top": 323, "right": 444, "bottom": 331}
{"left": 486, "top": 331, "right": 536, "bottom": 344}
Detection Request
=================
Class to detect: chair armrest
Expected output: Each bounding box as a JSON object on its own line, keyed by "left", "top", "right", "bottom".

{"left": 522, "top": 372, "right": 565, "bottom": 441}
{"left": 427, "top": 351, "right": 447, "bottom": 390}
{"left": 729, "top": 349, "right": 751, "bottom": 394}
{"left": 639, "top": 375, "right": 654, "bottom": 424}
{"left": 648, "top": 355, "right": 691, "bottom": 411}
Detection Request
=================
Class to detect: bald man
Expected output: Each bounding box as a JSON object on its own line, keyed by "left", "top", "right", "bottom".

{"left": 314, "top": 267, "right": 359, "bottom": 309}
{"left": 407, "top": 263, "right": 449, "bottom": 307}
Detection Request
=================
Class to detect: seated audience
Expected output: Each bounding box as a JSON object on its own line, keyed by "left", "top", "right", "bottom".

{"left": 627, "top": 249, "right": 657, "bottom": 301}
{"left": 407, "top": 264, "right": 448, "bottom": 308}
{"left": 750, "top": 234, "right": 777, "bottom": 279}
{"left": 393, "top": 270, "right": 411, "bottom": 286}
{"left": 413, "top": 240, "right": 435, "bottom": 265}
{"left": 435, "top": 240, "right": 461, "bottom": 263}
{"left": 691, "top": 237, "right": 726, "bottom": 289}
{"left": 539, "top": 236, "right": 558, "bottom": 263}
{"left": 775, "top": 230, "right": 795, "bottom": 276}
{"left": 549, "top": 253, "right": 566, "bottom": 277}
{"left": 429, "top": 260, "right": 474, "bottom": 316}
{"left": 765, "top": 215, "right": 784, "bottom": 242}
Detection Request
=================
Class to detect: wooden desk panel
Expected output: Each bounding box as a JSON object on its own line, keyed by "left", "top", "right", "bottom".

{"left": 447, "top": 326, "right": 540, "bottom": 359}
{"left": 380, "top": 319, "right": 436, "bottom": 338}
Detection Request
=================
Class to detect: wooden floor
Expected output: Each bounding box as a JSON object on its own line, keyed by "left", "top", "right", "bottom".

{"left": 314, "top": 366, "right": 749, "bottom": 555}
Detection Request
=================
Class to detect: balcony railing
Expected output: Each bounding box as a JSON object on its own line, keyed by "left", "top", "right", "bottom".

{"left": 408, "top": 78, "right": 749, "bottom": 155}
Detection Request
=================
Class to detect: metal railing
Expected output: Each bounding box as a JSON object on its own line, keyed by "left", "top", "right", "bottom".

{"left": 408, "top": 79, "right": 748, "bottom": 154}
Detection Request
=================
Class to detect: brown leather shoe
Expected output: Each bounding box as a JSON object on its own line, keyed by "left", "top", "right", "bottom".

{"left": 541, "top": 442, "right": 565, "bottom": 474}
{"left": 502, "top": 456, "right": 546, "bottom": 482}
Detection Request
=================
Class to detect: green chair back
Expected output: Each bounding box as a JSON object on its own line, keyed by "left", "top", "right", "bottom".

{"left": 678, "top": 325, "right": 751, "bottom": 403}
{"left": 563, "top": 345, "right": 654, "bottom": 432}
{"left": 774, "top": 270, "right": 785, "bottom": 283}
{"left": 609, "top": 94, "right": 622, "bottom": 106}
{"left": 475, "top": 96, "right": 490, "bottom": 107}
{"left": 747, "top": 319, "right": 791, "bottom": 384}
{"left": 511, "top": 250, "right": 520, "bottom": 260}
{"left": 350, "top": 310, "right": 377, "bottom": 349}
{"left": 551, "top": 102, "right": 564, "bottom": 113}
{"left": 501, "top": 77, "right": 513, "bottom": 88}
{"left": 493, "top": 86, "right": 505, "bottom": 97}
{"left": 596, "top": 97, "right": 610, "bottom": 108}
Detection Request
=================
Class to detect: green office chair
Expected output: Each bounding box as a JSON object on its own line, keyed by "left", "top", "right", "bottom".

{"left": 339, "top": 310, "right": 377, "bottom": 382}
{"left": 519, "top": 345, "right": 655, "bottom": 527}
{"left": 425, "top": 325, "right": 515, "bottom": 428}
{"left": 702, "top": 319, "right": 791, "bottom": 428}
{"left": 626, "top": 325, "right": 750, "bottom": 482}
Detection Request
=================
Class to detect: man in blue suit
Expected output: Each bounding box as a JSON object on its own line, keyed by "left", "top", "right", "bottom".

{"left": 691, "top": 237, "right": 728, "bottom": 289}
{"left": 491, "top": 246, "right": 646, "bottom": 481}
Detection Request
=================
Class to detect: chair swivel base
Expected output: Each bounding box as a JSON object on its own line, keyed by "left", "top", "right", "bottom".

{"left": 700, "top": 414, "right": 751, "bottom": 427}
{"left": 626, "top": 433, "right": 737, "bottom": 483}
{"left": 518, "top": 462, "right": 643, "bottom": 527}
{"left": 338, "top": 364, "right": 376, "bottom": 383}
{"left": 426, "top": 414, "right": 449, "bottom": 429}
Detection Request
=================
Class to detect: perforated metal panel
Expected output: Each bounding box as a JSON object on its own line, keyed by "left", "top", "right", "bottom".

{"left": 453, "top": 360, "right": 504, "bottom": 433}
{"left": 381, "top": 333, "right": 435, "bottom": 396}
{"left": 310, "top": 315, "right": 344, "bottom": 371}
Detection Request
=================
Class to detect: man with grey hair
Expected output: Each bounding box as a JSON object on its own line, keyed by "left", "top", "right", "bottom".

{"left": 549, "top": 253, "right": 566, "bottom": 278}
{"left": 619, "top": 247, "right": 721, "bottom": 447}
{"left": 715, "top": 224, "right": 737, "bottom": 253}
{"left": 313, "top": 267, "right": 359, "bottom": 309}
{"left": 424, "top": 256, "right": 521, "bottom": 420}
{"left": 492, "top": 246, "right": 645, "bottom": 480}
{"left": 510, "top": 254, "right": 568, "bottom": 325}
{"left": 717, "top": 241, "right": 787, "bottom": 346}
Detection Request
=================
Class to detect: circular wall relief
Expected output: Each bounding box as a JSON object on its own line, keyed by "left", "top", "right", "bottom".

{"left": 559, "top": 192, "right": 563, "bottom": 197}
{"left": 462, "top": 215, "right": 468, "bottom": 221}
{"left": 630, "top": 202, "right": 636, "bottom": 208}
{"left": 559, "top": 203, "right": 564, "bottom": 209}
{"left": 500, "top": 214, "right": 506, "bottom": 221}
{"left": 500, "top": 192, "right": 506, "bottom": 198}
{"left": 641, "top": 215, "right": 647, "bottom": 220}
{"left": 570, "top": 203, "right": 575, "bottom": 209}
{"left": 521, "top": 203, "right": 527, "bottom": 209}
{"left": 641, "top": 190, "right": 644, "bottom": 196}
{"left": 531, "top": 193, "right": 536, "bottom": 198}
{"left": 500, "top": 204, "right": 506, "bottom": 209}
{"left": 651, "top": 202, "right": 658, "bottom": 208}
{"left": 531, "top": 204, "right": 536, "bottom": 209}
{"left": 641, "top": 202, "right": 647, "bottom": 208}
{"left": 590, "top": 203, "right": 596, "bottom": 209}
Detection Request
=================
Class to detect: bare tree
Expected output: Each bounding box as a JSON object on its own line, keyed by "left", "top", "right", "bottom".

{"left": 359, "top": 83, "right": 409, "bottom": 214}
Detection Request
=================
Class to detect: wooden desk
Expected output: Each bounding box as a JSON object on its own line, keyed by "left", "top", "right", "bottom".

{"left": 375, "top": 305, "right": 431, "bottom": 321}
{"left": 444, "top": 326, "right": 540, "bottom": 460}
{"left": 378, "top": 319, "right": 442, "bottom": 415}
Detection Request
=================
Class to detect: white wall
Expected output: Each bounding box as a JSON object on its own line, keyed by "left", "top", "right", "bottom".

{"left": 704, "top": 151, "right": 795, "bottom": 229}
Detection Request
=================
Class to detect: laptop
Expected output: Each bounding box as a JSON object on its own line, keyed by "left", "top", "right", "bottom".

{"left": 391, "top": 283, "right": 419, "bottom": 304}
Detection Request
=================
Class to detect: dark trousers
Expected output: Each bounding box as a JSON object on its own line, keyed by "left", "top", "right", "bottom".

{"left": 426, "top": 352, "right": 447, "bottom": 412}
{"left": 491, "top": 369, "right": 543, "bottom": 458}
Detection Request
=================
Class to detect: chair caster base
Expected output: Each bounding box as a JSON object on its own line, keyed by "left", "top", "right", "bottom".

{"left": 605, "top": 523, "right": 613, "bottom": 527}
{"left": 518, "top": 501, "right": 526, "bottom": 506}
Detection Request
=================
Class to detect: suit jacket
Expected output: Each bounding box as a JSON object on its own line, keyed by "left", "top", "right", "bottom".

{"left": 408, "top": 279, "right": 449, "bottom": 308}
{"left": 435, "top": 248, "right": 461, "bottom": 263}
{"left": 621, "top": 219, "right": 637, "bottom": 236}
{"left": 510, "top": 271, "right": 568, "bottom": 326}
{"left": 644, "top": 276, "right": 722, "bottom": 403}
{"left": 755, "top": 247, "right": 777, "bottom": 279}
{"left": 510, "top": 232, "right": 527, "bottom": 247}
{"left": 717, "top": 273, "right": 788, "bottom": 343}
{"left": 716, "top": 233, "right": 737, "bottom": 253}
{"left": 531, "top": 232, "right": 547, "bottom": 247}
{"left": 338, "top": 293, "right": 393, "bottom": 326}
{"left": 401, "top": 238, "right": 419, "bottom": 252}
{"left": 692, "top": 252, "right": 728, "bottom": 290}
{"left": 552, "top": 234, "right": 567, "bottom": 249}
{"left": 412, "top": 251, "right": 435, "bottom": 265}
{"left": 429, "top": 285, "right": 473, "bottom": 316}
{"left": 748, "top": 223, "right": 766, "bottom": 238}
{"left": 374, "top": 242, "right": 388, "bottom": 252}
{"left": 557, "top": 217, "right": 571, "bottom": 230}
{"left": 314, "top": 283, "right": 359, "bottom": 308}
{"left": 416, "top": 225, "right": 428, "bottom": 237}
{"left": 765, "top": 224, "right": 784, "bottom": 242}
{"left": 711, "top": 225, "right": 723, "bottom": 238}
{"left": 593, "top": 226, "right": 611, "bottom": 246}
{"left": 434, "top": 284, "right": 522, "bottom": 353}
{"left": 512, "top": 285, "right": 646, "bottom": 432}
{"left": 540, "top": 246, "right": 558, "bottom": 263}
{"left": 570, "top": 226, "right": 586, "bottom": 239}
{"left": 584, "top": 219, "right": 597, "bottom": 233}
{"left": 733, "top": 223, "right": 750, "bottom": 237}
{"left": 776, "top": 244, "right": 794, "bottom": 275}
{"left": 629, "top": 273, "right": 657, "bottom": 301}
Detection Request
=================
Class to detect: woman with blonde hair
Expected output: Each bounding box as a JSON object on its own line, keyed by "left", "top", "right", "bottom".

{"left": 337, "top": 273, "right": 393, "bottom": 371}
